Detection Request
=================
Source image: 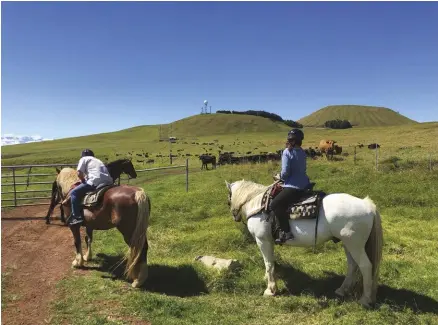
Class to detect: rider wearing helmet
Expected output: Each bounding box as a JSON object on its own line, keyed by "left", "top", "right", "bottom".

{"left": 271, "top": 128, "right": 310, "bottom": 244}
{"left": 68, "top": 149, "right": 113, "bottom": 226}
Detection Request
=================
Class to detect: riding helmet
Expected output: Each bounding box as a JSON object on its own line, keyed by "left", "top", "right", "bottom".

{"left": 287, "top": 128, "right": 304, "bottom": 141}
{"left": 81, "top": 149, "right": 95, "bottom": 158}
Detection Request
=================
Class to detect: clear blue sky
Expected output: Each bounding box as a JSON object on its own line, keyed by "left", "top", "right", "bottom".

{"left": 2, "top": 1, "right": 438, "bottom": 139}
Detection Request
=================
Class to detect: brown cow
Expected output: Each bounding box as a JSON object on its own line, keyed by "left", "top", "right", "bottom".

{"left": 319, "top": 139, "right": 337, "bottom": 160}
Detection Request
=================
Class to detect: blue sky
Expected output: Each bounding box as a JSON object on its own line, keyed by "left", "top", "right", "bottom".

{"left": 2, "top": 1, "right": 438, "bottom": 139}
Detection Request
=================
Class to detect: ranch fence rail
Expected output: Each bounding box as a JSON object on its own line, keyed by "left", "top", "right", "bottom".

{"left": 1, "top": 160, "right": 189, "bottom": 208}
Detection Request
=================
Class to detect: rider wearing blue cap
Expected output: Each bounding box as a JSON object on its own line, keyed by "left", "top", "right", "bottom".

{"left": 271, "top": 129, "right": 310, "bottom": 244}
{"left": 68, "top": 149, "right": 113, "bottom": 226}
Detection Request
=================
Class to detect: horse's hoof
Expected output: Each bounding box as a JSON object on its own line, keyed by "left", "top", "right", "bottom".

{"left": 263, "top": 288, "right": 275, "bottom": 297}
{"left": 83, "top": 255, "right": 91, "bottom": 262}
{"left": 132, "top": 279, "right": 144, "bottom": 288}
{"left": 72, "top": 259, "right": 83, "bottom": 268}
{"left": 359, "top": 296, "right": 372, "bottom": 309}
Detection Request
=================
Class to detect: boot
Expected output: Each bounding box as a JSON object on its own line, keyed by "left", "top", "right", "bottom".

{"left": 67, "top": 213, "right": 84, "bottom": 226}
{"left": 274, "top": 230, "right": 294, "bottom": 245}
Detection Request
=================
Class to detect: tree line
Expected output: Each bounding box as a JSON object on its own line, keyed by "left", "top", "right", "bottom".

{"left": 216, "top": 110, "right": 303, "bottom": 128}
{"left": 324, "top": 119, "right": 353, "bottom": 129}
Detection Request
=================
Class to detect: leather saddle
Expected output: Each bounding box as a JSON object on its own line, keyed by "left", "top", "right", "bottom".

{"left": 62, "top": 182, "right": 117, "bottom": 208}
{"left": 271, "top": 182, "right": 326, "bottom": 220}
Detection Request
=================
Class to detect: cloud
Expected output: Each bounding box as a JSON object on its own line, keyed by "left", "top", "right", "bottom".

{"left": 1, "top": 134, "right": 54, "bottom": 146}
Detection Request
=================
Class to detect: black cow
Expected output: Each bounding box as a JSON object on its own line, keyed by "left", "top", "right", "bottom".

{"left": 199, "top": 154, "right": 217, "bottom": 170}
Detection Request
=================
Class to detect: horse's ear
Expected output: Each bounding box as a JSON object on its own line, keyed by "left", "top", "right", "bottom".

{"left": 225, "top": 180, "right": 231, "bottom": 192}
{"left": 56, "top": 167, "right": 61, "bottom": 174}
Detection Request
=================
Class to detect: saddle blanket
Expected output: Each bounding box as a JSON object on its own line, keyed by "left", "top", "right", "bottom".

{"left": 62, "top": 184, "right": 116, "bottom": 208}
{"left": 82, "top": 185, "right": 116, "bottom": 207}
{"left": 244, "top": 183, "right": 324, "bottom": 221}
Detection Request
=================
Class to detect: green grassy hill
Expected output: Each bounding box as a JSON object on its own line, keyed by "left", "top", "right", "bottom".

{"left": 298, "top": 105, "right": 418, "bottom": 127}
{"left": 1, "top": 113, "right": 290, "bottom": 165}
{"left": 169, "top": 113, "right": 290, "bottom": 136}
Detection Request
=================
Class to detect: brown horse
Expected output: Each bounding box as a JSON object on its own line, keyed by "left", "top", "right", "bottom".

{"left": 45, "top": 158, "right": 138, "bottom": 224}
{"left": 54, "top": 167, "right": 150, "bottom": 288}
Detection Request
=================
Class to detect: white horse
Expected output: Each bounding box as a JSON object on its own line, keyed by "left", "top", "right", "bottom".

{"left": 225, "top": 179, "right": 383, "bottom": 308}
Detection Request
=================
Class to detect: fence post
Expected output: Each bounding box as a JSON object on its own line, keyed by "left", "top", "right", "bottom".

{"left": 375, "top": 146, "right": 378, "bottom": 171}
{"left": 12, "top": 167, "right": 17, "bottom": 207}
{"left": 185, "top": 159, "right": 189, "bottom": 192}
{"left": 429, "top": 153, "right": 432, "bottom": 171}
{"left": 354, "top": 146, "right": 357, "bottom": 165}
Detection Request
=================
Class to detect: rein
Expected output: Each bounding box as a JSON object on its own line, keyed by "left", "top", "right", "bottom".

{"left": 233, "top": 201, "right": 248, "bottom": 226}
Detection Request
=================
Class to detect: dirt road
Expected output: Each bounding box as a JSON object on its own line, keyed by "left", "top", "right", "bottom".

{"left": 1, "top": 205, "right": 72, "bottom": 325}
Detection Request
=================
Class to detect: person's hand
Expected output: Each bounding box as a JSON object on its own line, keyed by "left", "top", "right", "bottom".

{"left": 273, "top": 173, "right": 281, "bottom": 181}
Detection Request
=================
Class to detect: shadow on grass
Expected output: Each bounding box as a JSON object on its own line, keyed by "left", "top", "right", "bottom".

{"left": 277, "top": 263, "right": 438, "bottom": 313}
{"left": 88, "top": 253, "right": 209, "bottom": 297}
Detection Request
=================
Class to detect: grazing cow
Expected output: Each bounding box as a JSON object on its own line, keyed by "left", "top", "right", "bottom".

{"left": 199, "top": 154, "right": 217, "bottom": 170}
{"left": 219, "top": 152, "right": 233, "bottom": 165}
{"left": 368, "top": 143, "right": 380, "bottom": 149}
{"left": 334, "top": 145, "right": 342, "bottom": 155}
{"left": 319, "top": 139, "right": 337, "bottom": 160}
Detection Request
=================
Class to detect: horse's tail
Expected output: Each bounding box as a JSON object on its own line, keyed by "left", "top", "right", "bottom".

{"left": 125, "top": 188, "right": 151, "bottom": 280}
{"left": 364, "top": 196, "right": 383, "bottom": 303}
{"left": 45, "top": 180, "right": 60, "bottom": 224}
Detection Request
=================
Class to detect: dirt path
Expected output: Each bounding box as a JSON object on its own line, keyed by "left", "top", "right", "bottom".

{"left": 1, "top": 205, "right": 72, "bottom": 325}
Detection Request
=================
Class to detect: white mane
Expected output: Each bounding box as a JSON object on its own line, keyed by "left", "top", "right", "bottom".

{"left": 230, "top": 180, "right": 268, "bottom": 213}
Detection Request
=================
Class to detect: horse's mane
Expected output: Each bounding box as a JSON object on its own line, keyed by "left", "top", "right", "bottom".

{"left": 107, "top": 159, "right": 130, "bottom": 167}
{"left": 231, "top": 180, "right": 268, "bottom": 210}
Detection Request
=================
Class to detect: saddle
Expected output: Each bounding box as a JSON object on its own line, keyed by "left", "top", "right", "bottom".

{"left": 263, "top": 182, "right": 326, "bottom": 220}
{"left": 62, "top": 182, "right": 117, "bottom": 208}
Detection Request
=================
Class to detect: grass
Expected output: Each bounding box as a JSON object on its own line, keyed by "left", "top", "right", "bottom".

{"left": 1, "top": 115, "right": 437, "bottom": 169}
{"left": 48, "top": 158, "right": 438, "bottom": 325}
{"left": 1, "top": 119, "right": 438, "bottom": 324}
{"left": 2, "top": 121, "right": 437, "bottom": 207}
{"left": 298, "top": 105, "right": 418, "bottom": 127}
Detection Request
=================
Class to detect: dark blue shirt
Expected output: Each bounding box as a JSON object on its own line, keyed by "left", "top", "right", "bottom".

{"left": 280, "top": 147, "right": 310, "bottom": 189}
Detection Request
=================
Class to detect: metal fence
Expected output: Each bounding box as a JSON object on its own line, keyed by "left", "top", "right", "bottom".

{"left": 1, "top": 160, "right": 189, "bottom": 208}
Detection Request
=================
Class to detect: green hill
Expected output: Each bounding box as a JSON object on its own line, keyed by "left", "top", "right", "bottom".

{"left": 298, "top": 105, "right": 418, "bottom": 127}
{"left": 168, "top": 113, "right": 290, "bottom": 136}
{"left": 1, "top": 113, "right": 290, "bottom": 165}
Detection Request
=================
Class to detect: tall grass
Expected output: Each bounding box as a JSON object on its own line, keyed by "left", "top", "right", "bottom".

{"left": 51, "top": 158, "right": 438, "bottom": 325}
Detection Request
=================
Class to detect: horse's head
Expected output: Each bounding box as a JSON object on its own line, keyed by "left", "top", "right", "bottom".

{"left": 225, "top": 179, "right": 245, "bottom": 222}
{"left": 122, "top": 159, "right": 137, "bottom": 179}
{"left": 225, "top": 179, "right": 268, "bottom": 222}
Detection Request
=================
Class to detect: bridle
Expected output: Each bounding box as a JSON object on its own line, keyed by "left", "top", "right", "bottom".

{"left": 228, "top": 191, "right": 248, "bottom": 226}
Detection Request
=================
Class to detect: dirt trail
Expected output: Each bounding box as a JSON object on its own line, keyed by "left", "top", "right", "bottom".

{"left": 1, "top": 205, "right": 72, "bottom": 325}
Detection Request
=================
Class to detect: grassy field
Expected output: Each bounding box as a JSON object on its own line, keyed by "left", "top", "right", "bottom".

{"left": 2, "top": 119, "right": 437, "bottom": 207}
{"left": 298, "top": 105, "right": 418, "bottom": 127}
{"left": 2, "top": 117, "right": 438, "bottom": 324}
{"left": 49, "top": 157, "right": 438, "bottom": 325}
{"left": 1, "top": 113, "right": 436, "bottom": 169}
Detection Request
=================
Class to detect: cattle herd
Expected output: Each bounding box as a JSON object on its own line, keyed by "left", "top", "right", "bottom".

{"left": 113, "top": 138, "right": 381, "bottom": 170}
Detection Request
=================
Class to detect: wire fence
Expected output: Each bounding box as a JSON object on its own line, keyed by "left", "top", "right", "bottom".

{"left": 1, "top": 160, "right": 189, "bottom": 208}
{"left": 314, "top": 144, "right": 437, "bottom": 172}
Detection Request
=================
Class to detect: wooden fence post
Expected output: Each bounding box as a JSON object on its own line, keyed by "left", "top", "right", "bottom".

{"left": 185, "top": 159, "right": 189, "bottom": 192}
{"left": 354, "top": 146, "right": 357, "bottom": 165}
{"left": 375, "top": 146, "right": 378, "bottom": 171}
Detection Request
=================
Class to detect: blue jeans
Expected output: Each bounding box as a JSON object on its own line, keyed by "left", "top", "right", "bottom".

{"left": 71, "top": 183, "right": 96, "bottom": 219}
